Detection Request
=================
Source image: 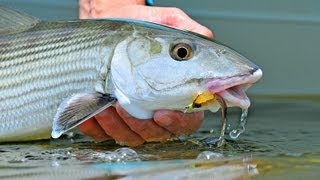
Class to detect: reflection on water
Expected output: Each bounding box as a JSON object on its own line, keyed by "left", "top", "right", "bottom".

{"left": 0, "top": 96, "right": 320, "bottom": 179}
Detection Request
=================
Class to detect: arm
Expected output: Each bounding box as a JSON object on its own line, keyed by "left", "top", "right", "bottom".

{"left": 78, "top": 0, "right": 213, "bottom": 147}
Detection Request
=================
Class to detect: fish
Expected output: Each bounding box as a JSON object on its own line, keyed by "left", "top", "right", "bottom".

{"left": 0, "top": 6, "right": 262, "bottom": 142}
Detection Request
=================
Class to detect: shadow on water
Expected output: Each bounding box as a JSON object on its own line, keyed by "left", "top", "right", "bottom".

{"left": 0, "top": 95, "right": 320, "bottom": 179}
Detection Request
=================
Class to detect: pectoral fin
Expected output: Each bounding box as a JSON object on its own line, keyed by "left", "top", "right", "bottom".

{"left": 51, "top": 92, "right": 116, "bottom": 139}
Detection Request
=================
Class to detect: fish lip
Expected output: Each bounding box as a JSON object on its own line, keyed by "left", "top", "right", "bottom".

{"left": 205, "top": 69, "right": 262, "bottom": 109}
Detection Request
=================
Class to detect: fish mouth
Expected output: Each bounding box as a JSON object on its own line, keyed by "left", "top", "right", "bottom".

{"left": 205, "top": 69, "right": 262, "bottom": 109}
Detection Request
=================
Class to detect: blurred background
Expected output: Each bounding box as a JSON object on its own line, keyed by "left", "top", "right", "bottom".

{"left": 2, "top": 0, "right": 320, "bottom": 96}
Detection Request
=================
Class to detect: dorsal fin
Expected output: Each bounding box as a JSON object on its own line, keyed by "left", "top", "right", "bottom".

{"left": 0, "top": 6, "right": 40, "bottom": 35}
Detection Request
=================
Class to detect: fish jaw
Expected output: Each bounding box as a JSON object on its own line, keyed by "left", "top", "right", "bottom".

{"left": 205, "top": 68, "right": 262, "bottom": 109}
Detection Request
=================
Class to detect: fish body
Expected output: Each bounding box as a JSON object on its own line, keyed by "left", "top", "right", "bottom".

{"left": 0, "top": 7, "right": 262, "bottom": 142}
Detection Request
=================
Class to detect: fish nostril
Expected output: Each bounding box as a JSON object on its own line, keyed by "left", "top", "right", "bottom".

{"left": 249, "top": 67, "right": 259, "bottom": 75}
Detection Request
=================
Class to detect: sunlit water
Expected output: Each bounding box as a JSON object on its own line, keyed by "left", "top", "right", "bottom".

{"left": 0, "top": 96, "right": 319, "bottom": 179}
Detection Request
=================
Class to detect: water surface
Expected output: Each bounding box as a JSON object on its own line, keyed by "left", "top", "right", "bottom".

{"left": 0, "top": 96, "right": 319, "bottom": 179}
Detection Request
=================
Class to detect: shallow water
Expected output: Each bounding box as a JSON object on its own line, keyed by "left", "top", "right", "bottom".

{"left": 0, "top": 95, "right": 319, "bottom": 179}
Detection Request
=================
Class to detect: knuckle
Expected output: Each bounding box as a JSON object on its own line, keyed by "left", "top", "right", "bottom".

{"left": 170, "top": 7, "right": 184, "bottom": 14}
{"left": 165, "top": 7, "right": 186, "bottom": 22}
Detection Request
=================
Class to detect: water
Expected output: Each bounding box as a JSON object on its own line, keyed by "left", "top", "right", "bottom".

{"left": 0, "top": 95, "right": 319, "bottom": 179}
{"left": 229, "top": 108, "right": 248, "bottom": 139}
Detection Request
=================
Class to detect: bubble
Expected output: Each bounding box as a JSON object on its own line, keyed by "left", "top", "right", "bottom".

{"left": 90, "top": 148, "right": 140, "bottom": 162}
{"left": 196, "top": 151, "right": 224, "bottom": 160}
{"left": 226, "top": 124, "right": 231, "bottom": 131}
{"left": 91, "top": 151, "right": 120, "bottom": 162}
{"left": 247, "top": 164, "right": 259, "bottom": 175}
{"left": 8, "top": 158, "right": 28, "bottom": 163}
{"left": 103, "top": 151, "right": 121, "bottom": 162}
{"left": 114, "top": 148, "right": 140, "bottom": 162}
{"left": 51, "top": 160, "right": 60, "bottom": 167}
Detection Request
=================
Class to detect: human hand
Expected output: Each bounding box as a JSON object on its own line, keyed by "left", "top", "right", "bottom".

{"left": 79, "top": 0, "right": 213, "bottom": 38}
{"left": 79, "top": 102, "right": 204, "bottom": 147}
{"left": 78, "top": 0, "right": 213, "bottom": 146}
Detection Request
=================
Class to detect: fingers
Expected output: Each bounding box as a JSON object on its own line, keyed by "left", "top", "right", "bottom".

{"left": 115, "top": 103, "right": 172, "bottom": 142}
{"left": 79, "top": 0, "right": 90, "bottom": 19}
{"left": 79, "top": 105, "right": 204, "bottom": 146}
{"left": 154, "top": 110, "right": 204, "bottom": 135}
{"left": 156, "top": 7, "right": 214, "bottom": 38}
{"left": 94, "top": 107, "right": 145, "bottom": 147}
{"left": 78, "top": 117, "right": 111, "bottom": 142}
{"left": 88, "top": 4, "right": 214, "bottom": 38}
{"left": 138, "top": 6, "right": 214, "bottom": 38}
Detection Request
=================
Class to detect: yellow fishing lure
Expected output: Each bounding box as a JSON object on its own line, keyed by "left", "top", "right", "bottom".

{"left": 186, "top": 91, "right": 216, "bottom": 109}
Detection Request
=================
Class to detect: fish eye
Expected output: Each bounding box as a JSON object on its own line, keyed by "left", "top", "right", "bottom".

{"left": 170, "top": 43, "right": 193, "bottom": 61}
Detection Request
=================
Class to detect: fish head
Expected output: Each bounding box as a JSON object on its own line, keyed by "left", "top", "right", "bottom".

{"left": 110, "top": 22, "right": 262, "bottom": 119}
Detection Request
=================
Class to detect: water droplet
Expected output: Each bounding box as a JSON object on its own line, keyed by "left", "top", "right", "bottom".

{"left": 229, "top": 129, "right": 242, "bottom": 139}
{"left": 209, "top": 129, "right": 214, "bottom": 134}
{"left": 229, "top": 108, "right": 248, "bottom": 139}
{"left": 226, "top": 124, "right": 231, "bottom": 130}
{"left": 196, "top": 151, "right": 224, "bottom": 160}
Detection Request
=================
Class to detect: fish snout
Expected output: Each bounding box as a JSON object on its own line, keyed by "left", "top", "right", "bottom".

{"left": 248, "top": 67, "right": 263, "bottom": 84}
{"left": 249, "top": 67, "right": 259, "bottom": 75}
{"left": 205, "top": 66, "right": 262, "bottom": 109}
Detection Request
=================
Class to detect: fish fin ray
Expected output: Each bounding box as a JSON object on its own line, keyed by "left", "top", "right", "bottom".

{"left": 0, "top": 6, "right": 40, "bottom": 35}
{"left": 51, "top": 92, "right": 117, "bottom": 139}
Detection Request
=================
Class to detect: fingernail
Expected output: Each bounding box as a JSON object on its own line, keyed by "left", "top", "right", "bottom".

{"left": 160, "top": 116, "right": 173, "bottom": 126}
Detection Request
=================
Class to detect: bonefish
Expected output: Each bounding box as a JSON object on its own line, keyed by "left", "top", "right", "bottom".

{"left": 0, "top": 6, "right": 262, "bottom": 142}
